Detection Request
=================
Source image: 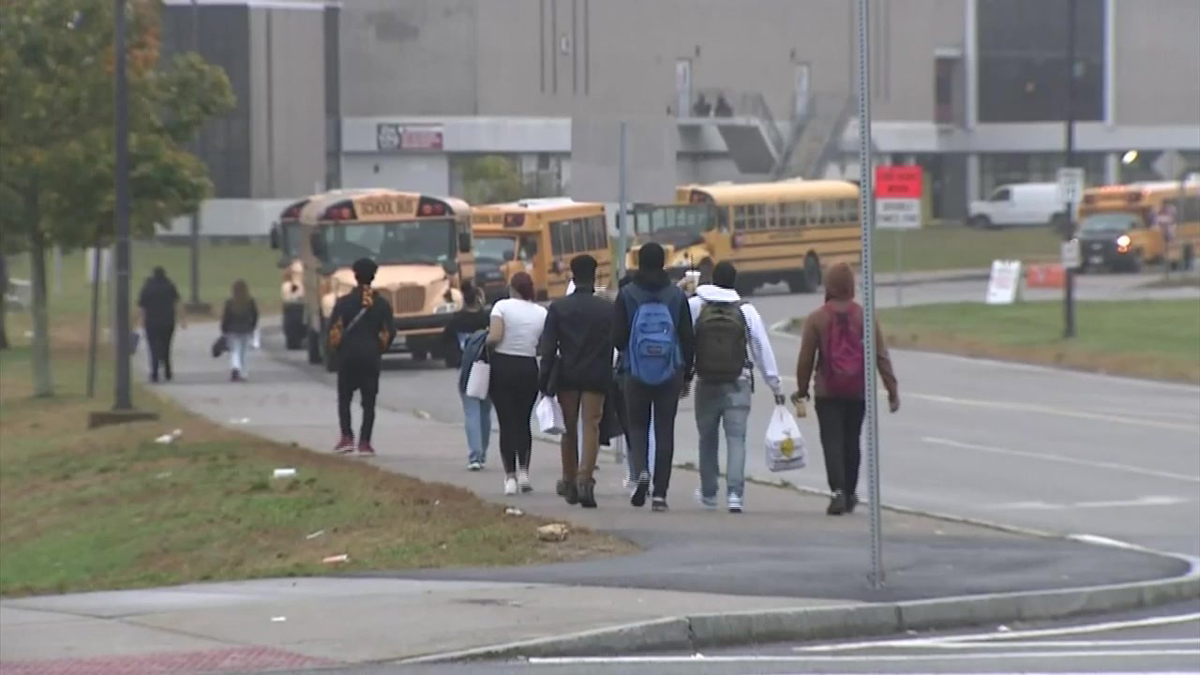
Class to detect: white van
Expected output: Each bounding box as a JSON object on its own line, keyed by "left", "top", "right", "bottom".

{"left": 968, "top": 182, "right": 1066, "bottom": 230}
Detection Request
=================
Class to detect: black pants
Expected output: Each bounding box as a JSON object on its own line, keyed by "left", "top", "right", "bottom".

{"left": 146, "top": 325, "right": 175, "bottom": 380}
{"left": 338, "top": 358, "right": 380, "bottom": 442}
{"left": 814, "top": 397, "right": 867, "bottom": 496}
{"left": 489, "top": 353, "right": 539, "bottom": 475}
{"left": 625, "top": 374, "right": 683, "bottom": 499}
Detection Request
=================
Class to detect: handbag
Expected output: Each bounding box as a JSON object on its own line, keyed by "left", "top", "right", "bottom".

{"left": 210, "top": 334, "right": 228, "bottom": 358}
{"left": 464, "top": 347, "right": 491, "bottom": 399}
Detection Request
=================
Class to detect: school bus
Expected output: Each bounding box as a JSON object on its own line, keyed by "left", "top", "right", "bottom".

{"left": 297, "top": 188, "right": 475, "bottom": 371}
{"left": 628, "top": 180, "right": 863, "bottom": 295}
{"left": 470, "top": 198, "right": 612, "bottom": 303}
{"left": 1076, "top": 179, "right": 1200, "bottom": 273}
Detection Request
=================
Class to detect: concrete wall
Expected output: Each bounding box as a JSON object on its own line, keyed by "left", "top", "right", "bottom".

{"left": 1113, "top": 0, "right": 1200, "bottom": 126}
{"left": 868, "top": 0, "right": 967, "bottom": 121}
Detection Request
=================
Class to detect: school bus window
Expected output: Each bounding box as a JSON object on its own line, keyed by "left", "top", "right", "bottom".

{"left": 591, "top": 216, "right": 609, "bottom": 248}
{"left": 551, "top": 221, "right": 565, "bottom": 256}
{"left": 571, "top": 219, "right": 587, "bottom": 252}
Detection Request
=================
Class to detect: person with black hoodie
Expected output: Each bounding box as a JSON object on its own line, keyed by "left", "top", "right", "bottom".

{"left": 613, "top": 243, "right": 695, "bottom": 511}
{"left": 137, "top": 266, "right": 184, "bottom": 383}
{"left": 539, "top": 255, "right": 614, "bottom": 508}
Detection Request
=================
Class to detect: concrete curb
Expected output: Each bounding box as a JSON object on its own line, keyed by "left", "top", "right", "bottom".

{"left": 401, "top": 561, "right": 1200, "bottom": 663}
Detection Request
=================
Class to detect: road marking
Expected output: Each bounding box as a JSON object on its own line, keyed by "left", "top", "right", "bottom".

{"left": 924, "top": 437, "right": 1200, "bottom": 484}
{"left": 529, "top": 650, "right": 1200, "bottom": 664}
{"left": 793, "top": 612, "right": 1200, "bottom": 652}
{"left": 887, "top": 638, "right": 1200, "bottom": 649}
{"left": 908, "top": 392, "right": 1198, "bottom": 432}
{"left": 990, "top": 496, "right": 1188, "bottom": 510}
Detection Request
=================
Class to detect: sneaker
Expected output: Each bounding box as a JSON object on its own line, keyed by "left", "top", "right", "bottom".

{"left": 651, "top": 496, "right": 669, "bottom": 512}
{"left": 504, "top": 477, "right": 518, "bottom": 496}
{"left": 846, "top": 493, "right": 859, "bottom": 514}
{"left": 333, "top": 436, "right": 355, "bottom": 454}
{"left": 694, "top": 488, "right": 717, "bottom": 510}
{"left": 467, "top": 461, "right": 483, "bottom": 472}
{"left": 727, "top": 494, "right": 744, "bottom": 514}
{"left": 557, "top": 479, "right": 579, "bottom": 505}
{"left": 555, "top": 480, "right": 568, "bottom": 497}
{"left": 827, "top": 492, "right": 847, "bottom": 516}
{"left": 357, "top": 441, "right": 376, "bottom": 456}
{"left": 517, "top": 469, "right": 533, "bottom": 494}
{"left": 577, "top": 479, "right": 597, "bottom": 509}
{"left": 630, "top": 471, "right": 651, "bottom": 508}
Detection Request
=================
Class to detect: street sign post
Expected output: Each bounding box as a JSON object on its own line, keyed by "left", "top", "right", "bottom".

{"left": 1056, "top": 167, "right": 1085, "bottom": 208}
{"left": 875, "top": 165, "right": 924, "bottom": 308}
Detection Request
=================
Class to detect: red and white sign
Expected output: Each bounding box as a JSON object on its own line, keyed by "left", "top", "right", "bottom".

{"left": 376, "top": 123, "right": 445, "bottom": 152}
{"left": 874, "top": 165, "right": 924, "bottom": 230}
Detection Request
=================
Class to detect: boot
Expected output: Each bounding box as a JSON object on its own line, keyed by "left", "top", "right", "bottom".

{"left": 577, "top": 478, "right": 597, "bottom": 508}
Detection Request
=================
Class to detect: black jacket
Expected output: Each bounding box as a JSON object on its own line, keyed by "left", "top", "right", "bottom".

{"left": 445, "top": 305, "right": 489, "bottom": 337}
{"left": 221, "top": 299, "right": 259, "bottom": 335}
{"left": 138, "top": 275, "right": 180, "bottom": 330}
{"left": 539, "top": 285, "right": 615, "bottom": 394}
{"left": 329, "top": 287, "right": 396, "bottom": 366}
{"left": 613, "top": 269, "right": 695, "bottom": 382}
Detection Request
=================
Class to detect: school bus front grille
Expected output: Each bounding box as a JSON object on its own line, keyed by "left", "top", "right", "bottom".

{"left": 393, "top": 287, "right": 426, "bottom": 315}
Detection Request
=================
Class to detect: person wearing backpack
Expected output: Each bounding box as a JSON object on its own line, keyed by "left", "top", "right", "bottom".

{"left": 794, "top": 262, "right": 900, "bottom": 516}
{"left": 328, "top": 258, "right": 396, "bottom": 456}
{"left": 614, "top": 243, "right": 695, "bottom": 511}
{"left": 689, "top": 262, "right": 785, "bottom": 514}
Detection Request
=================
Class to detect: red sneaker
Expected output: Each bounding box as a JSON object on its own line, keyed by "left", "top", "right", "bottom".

{"left": 357, "top": 441, "right": 376, "bottom": 456}
{"left": 333, "top": 436, "right": 355, "bottom": 454}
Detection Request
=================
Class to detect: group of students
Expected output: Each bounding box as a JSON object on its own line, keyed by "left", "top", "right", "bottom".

{"left": 450, "top": 241, "right": 901, "bottom": 515}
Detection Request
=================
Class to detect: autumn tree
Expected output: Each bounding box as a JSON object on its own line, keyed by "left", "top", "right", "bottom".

{"left": 0, "top": 0, "right": 235, "bottom": 396}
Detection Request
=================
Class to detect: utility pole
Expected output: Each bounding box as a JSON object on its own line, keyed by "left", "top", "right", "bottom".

{"left": 113, "top": 0, "right": 133, "bottom": 410}
{"left": 1062, "top": 0, "right": 1078, "bottom": 339}
{"left": 187, "top": 0, "right": 206, "bottom": 313}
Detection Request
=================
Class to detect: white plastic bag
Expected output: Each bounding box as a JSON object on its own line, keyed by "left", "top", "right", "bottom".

{"left": 536, "top": 395, "right": 565, "bottom": 435}
{"left": 465, "top": 360, "right": 491, "bottom": 399}
{"left": 765, "top": 405, "right": 806, "bottom": 472}
{"left": 251, "top": 328, "right": 262, "bottom": 350}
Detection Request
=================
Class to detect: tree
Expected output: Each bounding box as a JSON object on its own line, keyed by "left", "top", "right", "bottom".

{"left": 0, "top": 0, "right": 235, "bottom": 396}
{"left": 461, "top": 155, "right": 526, "bottom": 205}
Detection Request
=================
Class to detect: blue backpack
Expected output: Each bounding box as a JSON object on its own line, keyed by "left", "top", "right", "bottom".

{"left": 457, "top": 329, "right": 489, "bottom": 394}
{"left": 624, "top": 286, "right": 681, "bottom": 386}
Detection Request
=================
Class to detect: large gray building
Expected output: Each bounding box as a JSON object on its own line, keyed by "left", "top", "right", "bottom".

{"left": 169, "top": 0, "right": 1200, "bottom": 230}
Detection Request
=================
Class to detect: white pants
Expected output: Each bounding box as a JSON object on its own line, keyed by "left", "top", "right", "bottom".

{"left": 226, "top": 332, "right": 252, "bottom": 375}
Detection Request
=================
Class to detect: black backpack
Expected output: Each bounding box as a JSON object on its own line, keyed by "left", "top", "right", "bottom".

{"left": 694, "top": 301, "right": 748, "bottom": 384}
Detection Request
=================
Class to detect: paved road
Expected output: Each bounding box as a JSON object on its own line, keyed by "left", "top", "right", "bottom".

{"left": 265, "top": 273, "right": 1200, "bottom": 557}
{"left": 261, "top": 600, "right": 1200, "bottom": 674}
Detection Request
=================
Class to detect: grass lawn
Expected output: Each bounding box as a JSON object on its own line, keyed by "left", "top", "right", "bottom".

{"left": 879, "top": 299, "right": 1200, "bottom": 383}
{"left": 872, "top": 225, "right": 1059, "bottom": 275}
{"left": 0, "top": 348, "right": 632, "bottom": 597}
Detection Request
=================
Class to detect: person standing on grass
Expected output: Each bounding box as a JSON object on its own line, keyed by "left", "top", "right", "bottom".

{"left": 614, "top": 243, "right": 695, "bottom": 512}
{"left": 329, "top": 258, "right": 396, "bottom": 456}
{"left": 137, "top": 266, "right": 184, "bottom": 383}
{"left": 794, "top": 262, "right": 900, "bottom": 516}
{"left": 486, "top": 272, "right": 547, "bottom": 496}
{"left": 539, "top": 255, "right": 614, "bottom": 508}
{"left": 448, "top": 280, "right": 492, "bottom": 471}
{"left": 220, "top": 279, "right": 259, "bottom": 382}
{"left": 689, "top": 261, "right": 785, "bottom": 514}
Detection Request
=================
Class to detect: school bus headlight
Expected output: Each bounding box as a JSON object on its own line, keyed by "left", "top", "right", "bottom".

{"left": 1116, "top": 234, "right": 1131, "bottom": 253}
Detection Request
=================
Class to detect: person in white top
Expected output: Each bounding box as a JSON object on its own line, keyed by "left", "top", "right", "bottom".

{"left": 688, "top": 261, "right": 784, "bottom": 513}
{"left": 486, "top": 272, "right": 548, "bottom": 495}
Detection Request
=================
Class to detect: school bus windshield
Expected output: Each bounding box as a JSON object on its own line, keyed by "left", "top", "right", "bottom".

{"left": 474, "top": 235, "right": 518, "bottom": 263}
{"left": 280, "top": 221, "right": 304, "bottom": 258}
{"left": 634, "top": 204, "right": 716, "bottom": 248}
{"left": 1080, "top": 212, "right": 1139, "bottom": 234}
{"left": 319, "top": 219, "right": 455, "bottom": 267}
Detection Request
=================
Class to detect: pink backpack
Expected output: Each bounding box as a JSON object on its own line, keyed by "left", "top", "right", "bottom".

{"left": 819, "top": 303, "right": 865, "bottom": 398}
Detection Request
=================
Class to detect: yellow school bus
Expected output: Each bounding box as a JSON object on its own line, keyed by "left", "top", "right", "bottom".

{"left": 297, "top": 188, "right": 475, "bottom": 370}
{"left": 470, "top": 198, "right": 612, "bottom": 303}
{"left": 628, "top": 180, "right": 863, "bottom": 294}
{"left": 1077, "top": 179, "right": 1200, "bottom": 272}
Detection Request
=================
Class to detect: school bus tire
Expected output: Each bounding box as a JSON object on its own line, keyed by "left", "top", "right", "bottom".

{"left": 1182, "top": 245, "right": 1195, "bottom": 271}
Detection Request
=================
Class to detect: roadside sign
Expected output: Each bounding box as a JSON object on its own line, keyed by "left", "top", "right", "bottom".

{"left": 1061, "top": 238, "right": 1081, "bottom": 270}
{"left": 986, "top": 260, "right": 1023, "bottom": 305}
{"left": 875, "top": 165, "right": 923, "bottom": 231}
{"left": 1153, "top": 149, "right": 1185, "bottom": 180}
{"left": 1056, "top": 167, "right": 1085, "bottom": 206}
{"left": 876, "top": 199, "right": 921, "bottom": 230}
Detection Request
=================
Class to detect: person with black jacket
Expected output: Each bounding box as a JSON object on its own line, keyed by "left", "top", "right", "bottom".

{"left": 446, "top": 280, "right": 492, "bottom": 470}
{"left": 539, "top": 255, "right": 615, "bottom": 508}
{"left": 613, "top": 243, "right": 696, "bottom": 512}
{"left": 328, "top": 258, "right": 396, "bottom": 455}
{"left": 220, "top": 279, "right": 259, "bottom": 382}
{"left": 137, "top": 266, "right": 184, "bottom": 383}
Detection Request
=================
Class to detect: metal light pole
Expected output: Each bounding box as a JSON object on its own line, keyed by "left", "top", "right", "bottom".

{"left": 187, "top": 0, "right": 203, "bottom": 311}
{"left": 615, "top": 121, "right": 629, "bottom": 279}
{"left": 855, "top": 0, "right": 884, "bottom": 590}
{"left": 113, "top": 0, "right": 133, "bottom": 410}
{"left": 1062, "top": 0, "right": 1078, "bottom": 339}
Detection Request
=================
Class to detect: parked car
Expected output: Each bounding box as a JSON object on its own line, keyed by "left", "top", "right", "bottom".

{"left": 968, "top": 182, "right": 1067, "bottom": 231}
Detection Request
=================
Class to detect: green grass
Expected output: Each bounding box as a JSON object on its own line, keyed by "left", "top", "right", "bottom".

{"left": 0, "top": 348, "right": 632, "bottom": 596}
{"left": 872, "top": 225, "right": 1060, "bottom": 275}
{"left": 880, "top": 299, "right": 1200, "bottom": 383}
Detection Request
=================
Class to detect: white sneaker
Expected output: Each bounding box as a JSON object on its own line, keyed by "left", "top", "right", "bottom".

{"left": 517, "top": 469, "right": 533, "bottom": 493}
{"left": 467, "top": 461, "right": 483, "bottom": 472}
{"left": 695, "top": 488, "right": 717, "bottom": 510}
{"left": 728, "top": 494, "right": 744, "bottom": 514}
{"left": 504, "top": 477, "right": 518, "bottom": 495}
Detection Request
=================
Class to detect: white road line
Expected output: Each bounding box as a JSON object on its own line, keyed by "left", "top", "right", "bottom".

{"left": 885, "top": 638, "right": 1200, "bottom": 649}
{"left": 793, "top": 612, "right": 1200, "bottom": 652}
{"left": 528, "top": 650, "right": 1200, "bottom": 664}
{"left": 924, "top": 437, "right": 1200, "bottom": 484}
{"left": 909, "top": 393, "right": 1197, "bottom": 432}
{"left": 989, "top": 496, "right": 1189, "bottom": 510}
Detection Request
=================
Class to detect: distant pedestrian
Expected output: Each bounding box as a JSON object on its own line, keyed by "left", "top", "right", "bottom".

{"left": 615, "top": 242, "right": 695, "bottom": 511}
{"left": 794, "top": 263, "right": 900, "bottom": 516}
{"left": 329, "top": 258, "right": 396, "bottom": 456}
{"left": 220, "top": 279, "right": 259, "bottom": 382}
{"left": 137, "top": 266, "right": 183, "bottom": 383}
{"left": 486, "top": 272, "right": 547, "bottom": 495}
{"left": 448, "top": 280, "right": 492, "bottom": 471}
{"left": 689, "top": 262, "right": 784, "bottom": 514}
{"left": 540, "top": 255, "right": 615, "bottom": 508}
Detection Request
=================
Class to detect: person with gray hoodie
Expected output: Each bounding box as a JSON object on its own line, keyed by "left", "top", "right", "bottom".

{"left": 688, "top": 261, "right": 784, "bottom": 513}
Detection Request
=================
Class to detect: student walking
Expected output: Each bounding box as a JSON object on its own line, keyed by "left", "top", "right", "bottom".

{"left": 794, "top": 263, "right": 900, "bottom": 516}
{"left": 220, "top": 280, "right": 259, "bottom": 382}
{"left": 486, "top": 272, "right": 547, "bottom": 496}
{"left": 329, "top": 258, "right": 396, "bottom": 456}
{"left": 689, "top": 262, "right": 784, "bottom": 514}
{"left": 539, "top": 255, "right": 615, "bottom": 508}
{"left": 448, "top": 281, "right": 492, "bottom": 470}
{"left": 614, "top": 243, "right": 695, "bottom": 511}
{"left": 137, "top": 266, "right": 183, "bottom": 383}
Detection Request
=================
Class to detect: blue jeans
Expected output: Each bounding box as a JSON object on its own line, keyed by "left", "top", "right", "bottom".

{"left": 695, "top": 379, "right": 752, "bottom": 499}
{"left": 461, "top": 392, "right": 492, "bottom": 464}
